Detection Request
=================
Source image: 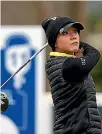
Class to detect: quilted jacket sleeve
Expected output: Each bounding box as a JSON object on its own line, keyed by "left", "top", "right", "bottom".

{"left": 62, "top": 42, "right": 101, "bottom": 83}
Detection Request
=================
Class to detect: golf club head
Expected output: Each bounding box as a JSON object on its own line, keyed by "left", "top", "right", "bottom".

{"left": 0, "top": 92, "right": 9, "bottom": 112}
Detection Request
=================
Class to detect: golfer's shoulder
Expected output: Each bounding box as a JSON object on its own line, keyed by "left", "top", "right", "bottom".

{"left": 46, "top": 56, "right": 67, "bottom": 69}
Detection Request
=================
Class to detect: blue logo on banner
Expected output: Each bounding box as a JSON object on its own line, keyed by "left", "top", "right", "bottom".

{"left": 1, "top": 34, "right": 36, "bottom": 134}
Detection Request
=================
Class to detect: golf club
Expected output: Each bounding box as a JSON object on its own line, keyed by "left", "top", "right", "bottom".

{"left": 0, "top": 42, "right": 48, "bottom": 112}
{"left": 0, "top": 42, "right": 48, "bottom": 89}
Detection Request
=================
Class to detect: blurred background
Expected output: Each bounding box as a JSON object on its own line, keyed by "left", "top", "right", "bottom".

{"left": 1, "top": 1, "right": 102, "bottom": 134}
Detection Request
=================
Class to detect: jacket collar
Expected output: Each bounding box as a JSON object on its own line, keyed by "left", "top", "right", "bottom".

{"left": 49, "top": 52, "right": 74, "bottom": 57}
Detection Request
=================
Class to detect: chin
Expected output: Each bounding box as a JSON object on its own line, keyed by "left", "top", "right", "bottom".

{"left": 71, "top": 44, "right": 78, "bottom": 50}
{"left": 73, "top": 48, "right": 79, "bottom": 52}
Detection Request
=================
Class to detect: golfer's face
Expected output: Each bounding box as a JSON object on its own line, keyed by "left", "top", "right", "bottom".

{"left": 56, "top": 27, "right": 80, "bottom": 53}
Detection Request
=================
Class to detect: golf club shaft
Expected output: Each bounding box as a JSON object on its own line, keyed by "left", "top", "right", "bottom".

{"left": 0, "top": 42, "right": 48, "bottom": 89}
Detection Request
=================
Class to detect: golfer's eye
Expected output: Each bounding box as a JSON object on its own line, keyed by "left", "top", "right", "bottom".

{"left": 73, "top": 29, "right": 78, "bottom": 33}
{"left": 61, "top": 31, "right": 68, "bottom": 35}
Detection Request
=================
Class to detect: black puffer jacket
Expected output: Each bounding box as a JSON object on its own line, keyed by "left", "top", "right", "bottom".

{"left": 46, "top": 42, "right": 102, "bottom": 134}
